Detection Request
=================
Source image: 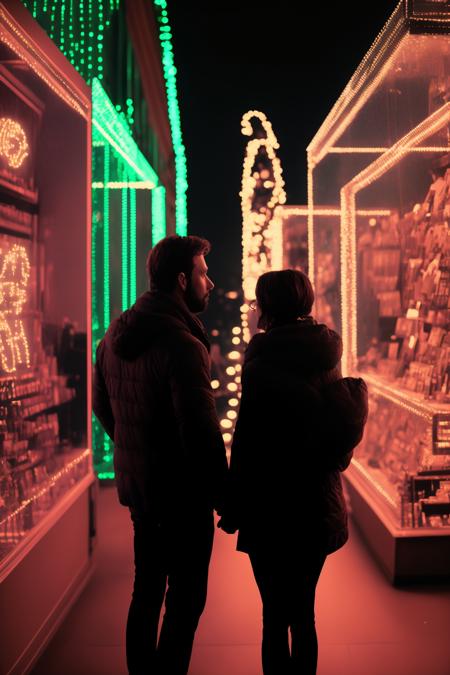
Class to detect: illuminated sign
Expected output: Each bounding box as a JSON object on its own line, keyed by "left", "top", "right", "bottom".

{"left": 0, "top": 117, "right": 29, "bottom": 168}
{"left": 0, "top": 244, "right": 31, "bottom": 373}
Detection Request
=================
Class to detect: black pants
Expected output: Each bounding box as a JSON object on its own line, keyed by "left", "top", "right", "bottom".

{"left": 126, "top": 508, "right": 214, "bottom": 675}
{"left": 249, "top": 546, "right": 327, "bottom": 675}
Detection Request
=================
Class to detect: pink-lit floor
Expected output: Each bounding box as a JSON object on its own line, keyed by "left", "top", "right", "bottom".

{"left": 32, "top": 486, "right": 450, "bottom": 675}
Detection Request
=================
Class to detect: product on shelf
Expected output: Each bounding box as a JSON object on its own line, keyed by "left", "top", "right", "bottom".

{"left": 358, "top": 168, "right": 450, "bottom": 403}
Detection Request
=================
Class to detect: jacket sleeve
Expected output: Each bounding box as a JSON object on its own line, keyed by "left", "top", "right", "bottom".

{"left": 320, "top": 377, "right": 368, "bottom": 472}
{"left": 92, "top": 342, "right": 115, "bottom": 441}
{"left": 169, "top": 338, "right": 228, "bottom": 512}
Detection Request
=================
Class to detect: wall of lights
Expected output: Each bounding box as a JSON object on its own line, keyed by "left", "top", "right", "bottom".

{"left": 92, "top": 78, "right": 163, "bottom": 478}
{"left": 20, "top": 0, "right": 186, "bottom": 235}
{"left": 240, "top": 110, "right": 285, "bottom": 344}
{"left": 21, "top": 0, "right": 120, "bottom": 83}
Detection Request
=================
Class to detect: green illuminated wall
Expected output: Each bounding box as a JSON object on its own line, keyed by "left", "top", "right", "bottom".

{"left": 154, "top": 0, "right": 188, "bottom": 234}
{"left": 21, "top": 1, "right": 188, "bottom": 477}
{"left": 92, "top": 78, "right": 164, "bottom": 478}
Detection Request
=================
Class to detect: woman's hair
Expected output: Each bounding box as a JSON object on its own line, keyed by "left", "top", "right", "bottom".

{"left": 255, "top": 269, "right": 314, "bottom": 329}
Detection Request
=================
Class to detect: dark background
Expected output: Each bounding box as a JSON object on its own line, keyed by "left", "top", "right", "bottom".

{"left": 169, "top": 1, "right": 397, "bottom": 310}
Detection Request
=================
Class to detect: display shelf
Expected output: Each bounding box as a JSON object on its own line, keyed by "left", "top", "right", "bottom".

{"left": 0, "top": 177, "right": 38, "bottom": 205}
{"left": 345, "top": 461, "right": 450, "bottom": 583}
{"left": 361, "top": 371, "right": 450, "bottom": 422}
{"left": 0, "top": 3, "right": 94, "bottom": 672}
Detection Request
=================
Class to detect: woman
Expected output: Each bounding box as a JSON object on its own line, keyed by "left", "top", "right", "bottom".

{"left": 219, "top": 269, "right": 366, "bottom": 675}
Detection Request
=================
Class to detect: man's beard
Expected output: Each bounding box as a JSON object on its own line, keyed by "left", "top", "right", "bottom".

{"left": 184, "top": 279, "right": 209, "bottom": 313}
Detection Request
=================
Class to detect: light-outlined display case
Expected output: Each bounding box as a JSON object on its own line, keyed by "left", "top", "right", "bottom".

{"left": 0, "top": 2, "right": 95, "bottom": 672}
{"left": 308, "top": 0, "right": 450, "bottom": 582}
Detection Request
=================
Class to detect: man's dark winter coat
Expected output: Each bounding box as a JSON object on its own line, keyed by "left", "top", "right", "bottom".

{"left": 93, "top": 291, "right": 228, "bottom": 519}
{"left": 228, "top": 317, "right": 368, "bottom": 554}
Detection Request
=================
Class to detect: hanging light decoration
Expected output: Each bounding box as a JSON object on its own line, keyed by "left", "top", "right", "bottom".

{"left": 240, "top": 110, "right": 286, "bottom": 343}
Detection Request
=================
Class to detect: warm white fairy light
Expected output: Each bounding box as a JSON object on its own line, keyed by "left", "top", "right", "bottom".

{"left": 211, "top": 379, "right": 220, "bottom": 390}
{"left": 307, "top": 2, "right": 406, "bottom": 168}
{"left": 0, "top": 6, "right": 89, "bottom": 119}
{"left": 228, "top": 398, "right": 239, "bottom": 407}
{"left": 307, "top": 158, "right": 315, "bottom": 287}
{"left": 340, "top": 103, "right": 450, "bottom": 376}
{"left": 232, "top": 326, "right": 241, "bottom": 335}
{"left": 227, "top": 382, "right": 238, "bottom": 392}
{"left": 226, "top": 366, "right": 236, "bottom": 376}
{"left": 0, "top": 449, "right": 91, "bottom": 529}
{"left": 0, "top": 118, "right": 29, "bottom": 168}
{"left": 329, "top": 146, "right": 389, "bottom": 154}
{"left": 363, "top": 372, "right": 450, "bottom": 421}
{"left": 275, "top": 205, "right": 391, "bottom": 218}
{"left": 350, "top": 459, "right": 398, "bottom": 509}
{"left": 240, "top": 110, "right": 286, "bottom": 344}
{"left": 329, "top": 145, "right": 450, "bottom": 154}
{"left": 227, "top": 351, "right": 241, "bottom": 361}
{"left": 220, "top": 418, "right": 233, "bottom": 429}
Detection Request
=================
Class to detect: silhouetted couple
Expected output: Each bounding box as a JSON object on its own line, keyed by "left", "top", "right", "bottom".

{"left": 94, "top": 235, "right": 367, "bottom": 675}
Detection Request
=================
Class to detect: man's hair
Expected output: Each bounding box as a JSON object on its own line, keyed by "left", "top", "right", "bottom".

{"left": 255, "top": 269, "right": 314, "bottom": 327}
{"left": 146, "top": 235, "right": 211, "bottom": 292}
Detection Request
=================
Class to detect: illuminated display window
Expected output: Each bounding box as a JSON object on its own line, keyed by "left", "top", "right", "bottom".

{"left": 308, "top": 2, "right": 450, "bottom": 567}
{"left": 0, "top": 11, "right": 91, "bottom": 562}
{"left": 91, "top": 78, "right": 164, "bottom": 477}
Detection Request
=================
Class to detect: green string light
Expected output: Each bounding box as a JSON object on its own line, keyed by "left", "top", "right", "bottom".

{"left": 130, "top": 188, "right": 137, "bottom": 304}
{"left": 103, "top": 143, "right": 110, "bottom": 331}
{"left": 152, "top": 186, "right": 166, "bottom": 246}
{"left": 21, "top": 0, "right": 118, "bottom": 83}
{"left": 92, "top": 79, "right": 163, "bottom": 476}
{"left": 153, "top": 0, "right": 188, "bottom": 235}
{"left": 121, "top": 185, "right": 128, "bottom": 311}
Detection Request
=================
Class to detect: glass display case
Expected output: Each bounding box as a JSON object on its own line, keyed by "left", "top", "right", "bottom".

{"left": 308, "top": 1, "right": 450, "bottom": 335}
{"left": 308, "top": 0, "right": 450, "bottom": 581}
{"left": 0, "top": 2, "right": 94, "bottom": 672}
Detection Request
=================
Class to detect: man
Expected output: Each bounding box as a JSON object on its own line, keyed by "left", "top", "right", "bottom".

{"left": 93, "top": 235, "right": 228, "bottom": 675}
